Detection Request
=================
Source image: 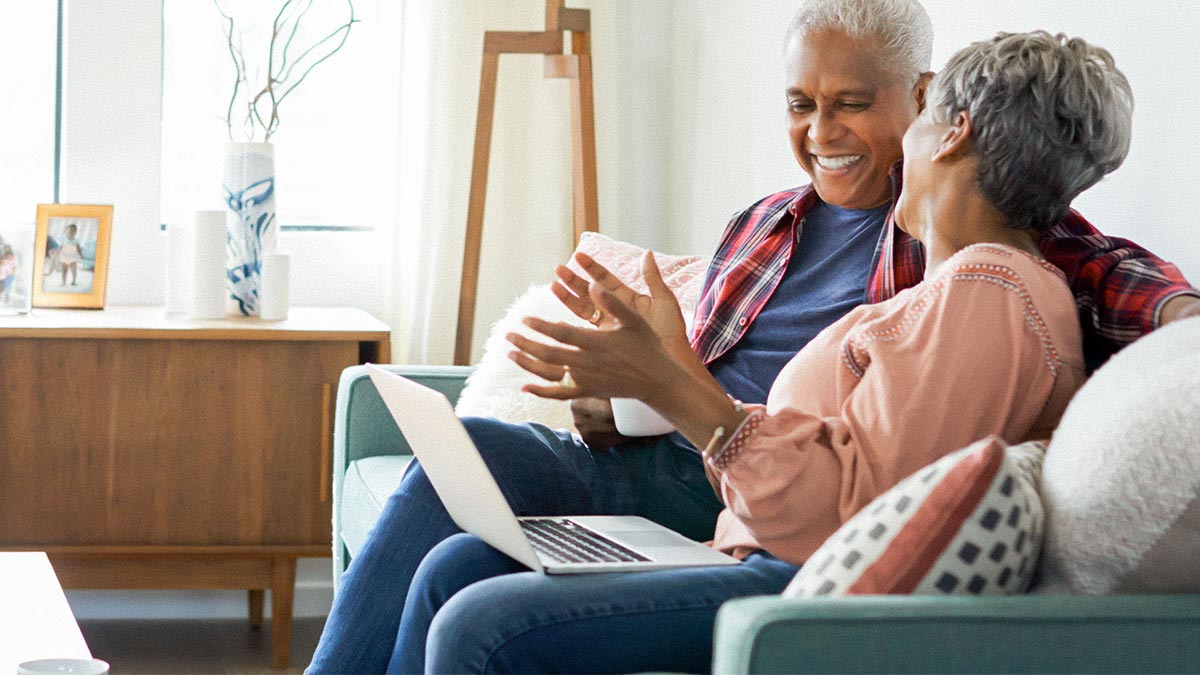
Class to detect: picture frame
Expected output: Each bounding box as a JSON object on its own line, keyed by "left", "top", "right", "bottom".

{"left": 0, "top": 221, "right": 37, "bottom": 314}
{"left": 32, "top": 203, "right": 114, "bottom": 309}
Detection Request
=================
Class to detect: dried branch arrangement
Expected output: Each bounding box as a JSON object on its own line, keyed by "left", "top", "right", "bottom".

{"left": 215, "top": 0, "right": 358, "bottom": 142}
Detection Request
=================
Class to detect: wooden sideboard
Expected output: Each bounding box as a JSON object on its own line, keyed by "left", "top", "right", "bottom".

{"left": 0, "top": 306, "right": 390, "bottom": 669}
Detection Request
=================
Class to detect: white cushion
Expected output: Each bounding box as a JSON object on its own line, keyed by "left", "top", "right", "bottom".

{"left": 340, "top": 455, "right": 412, "bottom": 559}
{"left": 1035, "top": 315, "right": 1200, "bottom": 594}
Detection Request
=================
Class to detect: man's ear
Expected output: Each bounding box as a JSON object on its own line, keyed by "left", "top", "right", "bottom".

{"left": 913, "top": 71, "right": 934, "bottom": 112}
{"left": 932, "top": 110, "right": 973, "bottom": 162}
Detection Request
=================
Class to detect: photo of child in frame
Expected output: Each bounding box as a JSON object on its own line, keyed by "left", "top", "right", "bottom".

{"left": 0, "top": 225, "right": 34, "bottom": 314}
{"left": 40, "top": 216, "right": 100, "bottom": 295}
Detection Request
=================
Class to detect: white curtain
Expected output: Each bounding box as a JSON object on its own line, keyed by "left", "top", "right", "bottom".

{"left": 385, "top": 0, "right": 697, "bottom": 365}
{"left": 388, "top": 1, "right": 568, "bottom": 365}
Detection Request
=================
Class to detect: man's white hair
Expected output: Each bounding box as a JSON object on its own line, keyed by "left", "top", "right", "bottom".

{"left": 787, "top": 0, "right": 934, "bottom": 84}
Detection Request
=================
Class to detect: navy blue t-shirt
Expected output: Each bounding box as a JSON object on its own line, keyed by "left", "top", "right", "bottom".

{"left": 708, "top": 201, "right": 889, "bottom": 404}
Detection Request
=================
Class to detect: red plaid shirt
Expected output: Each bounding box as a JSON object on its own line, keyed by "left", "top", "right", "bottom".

{"left": 691, "top": 172, "right": 1198, "bottom": 372}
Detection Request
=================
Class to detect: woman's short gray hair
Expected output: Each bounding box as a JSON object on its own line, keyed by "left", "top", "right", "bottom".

{"left": 928, "top": 31, "right": 1134, "bottom": 231}
{"left": 786, "top": 0, "right": 933, "bottom": 85}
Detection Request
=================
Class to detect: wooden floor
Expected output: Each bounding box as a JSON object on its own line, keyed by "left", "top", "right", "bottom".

{"left": 77, "top": 617, "right": 326, "bottom": 674}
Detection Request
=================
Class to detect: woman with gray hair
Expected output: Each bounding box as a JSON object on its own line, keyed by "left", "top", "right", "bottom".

{"left": 906, "top": 30, "right": 1133, "bottom": 233}
{"left": 414, "top": 30, "right": 1117, "bottom": 673}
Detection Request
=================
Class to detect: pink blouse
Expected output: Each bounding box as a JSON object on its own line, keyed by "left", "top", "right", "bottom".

{"left": 708, "top": 243, "right": 1086, "bottom": 564}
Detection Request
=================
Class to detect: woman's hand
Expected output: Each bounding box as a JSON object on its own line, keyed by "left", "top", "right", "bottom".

{"left": 551, "top": 251, "right": 693, "bottom": 359}
{"left": 514, "top": 250, "right": 750, "bottom": 453}
{"left": 508, "top": 261, "right": 682, "bottom": 402}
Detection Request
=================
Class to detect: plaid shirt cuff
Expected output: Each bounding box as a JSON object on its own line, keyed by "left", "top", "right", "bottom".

{"left": 1153, "top": 289, "right": 1200, "bottom": 328}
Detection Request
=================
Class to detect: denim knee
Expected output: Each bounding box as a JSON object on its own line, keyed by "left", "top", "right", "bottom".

{"left": 425, "top": 579, "right": 516, "bottom": 674}
{"left": 412, "top": 534, "right": 521, "bottom": 608}
{"left": 392, "top": 535, "right": 526, "bottom": 674}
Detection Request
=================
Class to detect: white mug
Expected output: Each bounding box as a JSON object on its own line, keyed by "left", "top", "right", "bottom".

{"left": 611, "top": 397, "right": 675, "bottom": 437}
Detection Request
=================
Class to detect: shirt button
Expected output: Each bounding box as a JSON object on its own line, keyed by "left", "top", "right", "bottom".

{"left": 738, "top": 317, "right": 748, "bottom": 326}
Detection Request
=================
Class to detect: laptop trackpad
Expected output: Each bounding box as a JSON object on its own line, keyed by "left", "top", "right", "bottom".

{"left": 610, "top": 530, "right": 690, "bottom": 548}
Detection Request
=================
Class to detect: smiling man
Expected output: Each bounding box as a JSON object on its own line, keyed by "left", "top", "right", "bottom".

{"left": 308, "top": 1, "right": 1200, "bottom": 673}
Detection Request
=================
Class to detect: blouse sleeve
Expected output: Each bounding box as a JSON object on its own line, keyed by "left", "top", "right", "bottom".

{"left": 706, "top": 266, "right": 1062, "bottom": 562}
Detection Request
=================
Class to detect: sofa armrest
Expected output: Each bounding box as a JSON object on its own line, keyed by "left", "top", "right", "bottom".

{"left": 332, "top": 364, "right": 474, "bottom": 581}
{"left": 713, "top": 594, "right": 1200, "bottom": 674}
{"left": 335, "top": 364, "right": 475, "bottom": 468}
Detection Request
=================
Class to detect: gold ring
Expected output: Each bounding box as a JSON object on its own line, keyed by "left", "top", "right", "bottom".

{"left": 560, "top": 366, "right": 576, "bottom": 390}
{"left": 589, "top": 308, "right": 602, "bottom": 325}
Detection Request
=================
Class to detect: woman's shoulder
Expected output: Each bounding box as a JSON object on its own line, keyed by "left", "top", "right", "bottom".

{"left": 920, "top": 244, "right": 1075, "bottom": 320}
{"left": 939, "top": 243, "right": 1065, "bottom": 284}
{"left": 928, "top": 242, "right": 1082, "bottom": 365}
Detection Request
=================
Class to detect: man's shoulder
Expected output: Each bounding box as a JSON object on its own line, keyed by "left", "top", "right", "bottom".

{"left": 1043, "top": 208, "right": 1102, "bottom": 240}
{"left": 726, "top": 185, "right": 814, "bottom": 231}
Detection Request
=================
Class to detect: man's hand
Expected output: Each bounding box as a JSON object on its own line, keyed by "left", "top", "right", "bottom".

{"left": 1161, "top": 294, "right": 1200, "bottom": 325}
{"left": 570, "top": 397, "right": 630, "bottom": 450}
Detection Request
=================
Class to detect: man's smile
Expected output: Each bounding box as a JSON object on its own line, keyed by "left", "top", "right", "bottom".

{"left": 812, "top": 154, "right": 864, "bottom": 171}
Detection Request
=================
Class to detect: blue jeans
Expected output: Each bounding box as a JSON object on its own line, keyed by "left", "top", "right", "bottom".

{"left": 394, "top": 533, "right": 798, "bottom": 674}
{"left": 307, "top": 417, "right": 726, "bottom": 674}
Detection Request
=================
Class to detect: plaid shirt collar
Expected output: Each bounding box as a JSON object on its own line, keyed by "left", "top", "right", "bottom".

{"left": 690, "top": 167, "right": 905, "bottom": 365}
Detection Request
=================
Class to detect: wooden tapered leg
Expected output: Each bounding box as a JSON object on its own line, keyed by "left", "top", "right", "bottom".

{"left": 270, "top": 557, "right": 296, "bottom": 670}
{"left": 455, "top": 51, "right": 501, "bottom": 366}
{"left": 248, "top": 589, "right": 264, "bottom": 628}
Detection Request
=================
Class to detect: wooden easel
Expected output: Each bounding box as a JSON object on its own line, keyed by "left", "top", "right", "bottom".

{"left": 453, "top": 0, "right": 600, "bottom": 365}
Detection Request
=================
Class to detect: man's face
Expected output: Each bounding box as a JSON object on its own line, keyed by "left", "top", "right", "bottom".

{"left": 785, "top": 30, "right": 923, "bottom": 209}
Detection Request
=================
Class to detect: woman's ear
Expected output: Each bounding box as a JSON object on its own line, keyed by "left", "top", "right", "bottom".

{"left": 932, "top": 110, "right": 973, "bottom": 162}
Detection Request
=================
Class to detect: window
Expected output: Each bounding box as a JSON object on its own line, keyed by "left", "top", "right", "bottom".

{"left": 0, "top": 4, "right": 58, "bottom": 225}
{"left": 160, "top": 0, "right": 401, "bottom": 231}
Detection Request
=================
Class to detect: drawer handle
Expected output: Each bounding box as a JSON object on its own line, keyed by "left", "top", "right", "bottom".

{"left": 320, "top": 382, "right": 332, "bottom": 503}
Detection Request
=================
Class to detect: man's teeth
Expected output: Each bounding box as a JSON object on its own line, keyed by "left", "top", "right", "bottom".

{"left": 814, "top": 155, "right": 862, "bottom": 170}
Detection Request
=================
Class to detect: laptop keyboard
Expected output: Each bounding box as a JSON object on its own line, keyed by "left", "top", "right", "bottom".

{"left": 520, "top": 518, "right": 652, "bottom": 564}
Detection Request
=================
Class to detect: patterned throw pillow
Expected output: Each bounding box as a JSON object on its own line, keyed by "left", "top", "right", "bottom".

{"left": 784, "top": 437, "right": 1046, "bottom": 597}
{"left": 566, "top": 232, "right": 709, "bottom": 313}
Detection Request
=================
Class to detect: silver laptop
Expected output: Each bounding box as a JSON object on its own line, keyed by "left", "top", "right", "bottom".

{"left": 366, "top": 365, "right": 739, "bottom": 574}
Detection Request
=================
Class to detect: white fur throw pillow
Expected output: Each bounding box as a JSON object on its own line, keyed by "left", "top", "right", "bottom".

{"left": 454, "top": 233, "right": 709, "bottom": 432}
{"left": 1034, "top": 315, "right": 1200, "bottom": 594}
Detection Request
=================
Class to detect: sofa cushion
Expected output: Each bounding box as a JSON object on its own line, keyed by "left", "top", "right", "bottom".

{"left": 340, "top": 455, "right": 413, "bottom": 559}
{"left": 784, "top": 437, "right": 1046, "bottom": 597}
{"left": 454, "top": 232, "right": 708, "bottom": 430}
{"left": 1035, "top": 315, "right": 1200, "bottom": 594}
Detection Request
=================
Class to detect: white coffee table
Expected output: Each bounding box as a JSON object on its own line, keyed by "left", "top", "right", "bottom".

{"left": 0, "top": 552, "right": 92, "bottom": 672}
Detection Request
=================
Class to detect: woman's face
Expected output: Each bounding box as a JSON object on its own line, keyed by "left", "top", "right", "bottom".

{"left": 895, "top": 106, "right": 951, "bottom": 235}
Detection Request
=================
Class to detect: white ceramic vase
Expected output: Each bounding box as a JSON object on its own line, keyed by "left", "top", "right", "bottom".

{"left": 222, "top": 141, "right": 278, "bottom": 315}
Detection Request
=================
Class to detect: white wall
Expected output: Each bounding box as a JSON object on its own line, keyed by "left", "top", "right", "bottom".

{"left": 654, "top": 0, "right": 1200, "bottom": 281}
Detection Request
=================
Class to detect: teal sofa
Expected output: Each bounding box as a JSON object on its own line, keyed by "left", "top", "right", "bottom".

{"left": 332, "top": 364, "right": 1200, "bottom": 673}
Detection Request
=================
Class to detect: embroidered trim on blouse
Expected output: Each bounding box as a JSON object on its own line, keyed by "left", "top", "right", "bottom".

{"left": 708, "top": 409, "right": 766, "bottom": 470}
{"left": 842, "top": 249, "right": 1063, "bottom": 380}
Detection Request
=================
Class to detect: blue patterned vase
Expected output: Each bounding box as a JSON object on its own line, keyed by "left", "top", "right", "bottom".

{"left": 222, "top": 142, "right": 278, "bottom": 316}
